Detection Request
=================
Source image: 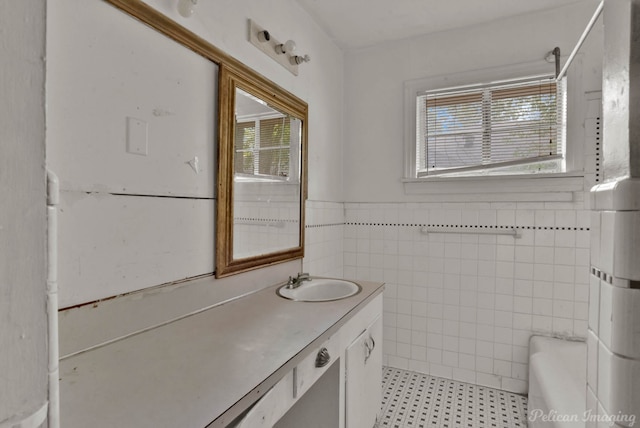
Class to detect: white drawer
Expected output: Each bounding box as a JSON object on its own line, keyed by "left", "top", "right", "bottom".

{"left": 294, "top": 333, "right": 340, "bottom": 399}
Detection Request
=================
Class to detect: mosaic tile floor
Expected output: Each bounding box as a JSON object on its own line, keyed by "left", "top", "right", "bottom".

{"left": 377, "top": 367, "right": 528, "bottom": 428}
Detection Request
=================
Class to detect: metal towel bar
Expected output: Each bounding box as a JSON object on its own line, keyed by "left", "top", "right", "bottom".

{"left": 234, "top": 220, "right": 286, "bottom": 228}
{"left": 420, "top": 226, "right": 520, "bottom": 238}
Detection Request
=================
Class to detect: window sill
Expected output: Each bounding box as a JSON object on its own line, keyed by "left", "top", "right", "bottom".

{"left": 234, "top": 175, "right": 298, "bottom": 184}
{"left": 402, "top": 172, "right": 585, "bottom": 202}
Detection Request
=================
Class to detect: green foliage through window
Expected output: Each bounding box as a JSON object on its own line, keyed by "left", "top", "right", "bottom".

{"left": 235, "top": 116, "right": 291, "bottom": 178}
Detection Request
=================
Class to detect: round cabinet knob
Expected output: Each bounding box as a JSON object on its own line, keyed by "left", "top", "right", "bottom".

{"left": 315, "top": 347, "right": 330, "bottom": 368}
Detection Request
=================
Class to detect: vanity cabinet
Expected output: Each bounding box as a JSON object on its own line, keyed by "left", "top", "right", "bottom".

{"left": 232, "top": 293, "right": 383, "bottom": 428}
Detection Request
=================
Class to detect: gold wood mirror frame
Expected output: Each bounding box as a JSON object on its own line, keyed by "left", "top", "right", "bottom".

{"left": 217, "top": 64, "right": 308, "bottom": 277}
{"left": 103, "top": 0, "right": 308, "bottom": 278}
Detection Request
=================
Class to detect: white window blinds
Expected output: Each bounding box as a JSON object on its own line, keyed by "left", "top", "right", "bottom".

{"left": 416, "top": 76, "right": 566, "bottom": 176}
{"left": 235, "top": 116, "right": 291, "bottom": 178}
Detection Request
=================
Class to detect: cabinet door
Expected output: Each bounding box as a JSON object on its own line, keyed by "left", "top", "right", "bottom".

{"left": 345, "top": 315, "right": 382, "bottom": 428}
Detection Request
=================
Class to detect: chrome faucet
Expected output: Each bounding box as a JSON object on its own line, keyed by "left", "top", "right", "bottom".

{"left": 286, "top": 272, "right": 312, "bottom": 289}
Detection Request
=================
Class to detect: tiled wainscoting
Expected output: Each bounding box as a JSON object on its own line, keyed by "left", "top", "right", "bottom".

{"left": 303, "top": 200, "right": 345, "bottom": 278}
{"left": 344, "top": 202, "right": 591, "bottom": 393}
{"left": 234, "top": 201, "right": 301, "bottom": 259}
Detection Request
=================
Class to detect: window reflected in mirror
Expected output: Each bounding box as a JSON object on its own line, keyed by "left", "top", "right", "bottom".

{"left": 234, "top": 88, "right": 301, "bottom": 181}
{"left": 232, "top": 88, "right": 302, "bottom": 259}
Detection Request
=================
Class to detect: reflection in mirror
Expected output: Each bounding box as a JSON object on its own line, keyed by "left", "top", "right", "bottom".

{"left": 233, "top": 88, "right": 302, "bottom": 258}
{"left": 216, "top": 64, "right": 307, "bottom": 277}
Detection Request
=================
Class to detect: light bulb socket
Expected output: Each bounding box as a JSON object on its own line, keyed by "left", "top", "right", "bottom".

{"left": 275, "top": 40, "right": 296, "bottom": 55}
{"left": 258, "top": 30, "right": 270, "bottom": 42}
{"left": 291, "top": 54, "right": 311, "bottom": 65}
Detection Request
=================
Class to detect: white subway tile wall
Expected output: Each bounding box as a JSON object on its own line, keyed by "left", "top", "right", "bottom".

{"left": 303, "top": 200, "right": 345, "bottom": 278}
{"left": 234, "top": 200, "right": 301, "bottom": 259}
{"left": 344, "top": 202, "right": 591, "bottom": 394}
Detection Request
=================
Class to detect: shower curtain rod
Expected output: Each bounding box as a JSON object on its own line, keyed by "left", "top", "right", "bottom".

{"left": 556, "top": 0, "right": 604, "bottom": 81}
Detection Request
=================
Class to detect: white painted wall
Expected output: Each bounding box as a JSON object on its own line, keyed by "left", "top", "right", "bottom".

{"left": 343, "top": 1, "right": 603, "bottom": 202}
{"left": 602, "top": 0, "right": 640, "bottom": 181}
{"left": 47, "top": 0, "right": 345, "bottom": 309}
{"left": 47, "top": 0, "right": 218, "bottom": 307}
{"left": 140, "top": 0, "right": 345, "bottom": 203}
{"left": 0, "top": 0, "right": 49, "bottom": 425}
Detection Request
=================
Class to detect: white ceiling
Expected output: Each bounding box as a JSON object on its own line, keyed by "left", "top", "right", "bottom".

{"left": 295, "top": 0, "right": 588, "bottom": 50}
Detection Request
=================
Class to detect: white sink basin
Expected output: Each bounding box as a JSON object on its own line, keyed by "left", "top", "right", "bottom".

{"left": 277, "top": 278, "right": 361, "bottom": 302}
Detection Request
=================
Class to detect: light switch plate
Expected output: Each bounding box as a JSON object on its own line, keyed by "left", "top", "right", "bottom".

{"left": 126, "top": 117, "right": 148, "bottom": 156}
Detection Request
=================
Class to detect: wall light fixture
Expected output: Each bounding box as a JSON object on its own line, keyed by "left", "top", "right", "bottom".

{"left": 248, "top": 20, "right": 310, "bottom": 76}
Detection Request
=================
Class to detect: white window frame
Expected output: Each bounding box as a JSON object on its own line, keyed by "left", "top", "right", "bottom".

{"left": 403, "top": 58, "right": 586, "bottom": 200}
{"left": 234, "top": 113, "right": 301, "bottom": 184}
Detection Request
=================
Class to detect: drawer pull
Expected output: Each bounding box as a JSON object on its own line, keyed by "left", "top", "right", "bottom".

{"left": 315, "top": 347, "right": 331, "bottom": 368}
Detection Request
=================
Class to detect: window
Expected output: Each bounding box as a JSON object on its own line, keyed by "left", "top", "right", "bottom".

{"left": 415, "top": 76, "right": 566, "bottom": 177}
{"left": 235, "top": 116, "right": 292, "bottom": 179}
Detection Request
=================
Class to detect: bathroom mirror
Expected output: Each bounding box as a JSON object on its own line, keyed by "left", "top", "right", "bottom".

{"left": 216, "top": 64, "right": 308, "bottom": 277}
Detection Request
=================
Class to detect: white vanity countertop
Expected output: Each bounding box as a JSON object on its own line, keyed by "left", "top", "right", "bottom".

{"left": 59, "top": 278, "right": 384, "bottom": 428}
